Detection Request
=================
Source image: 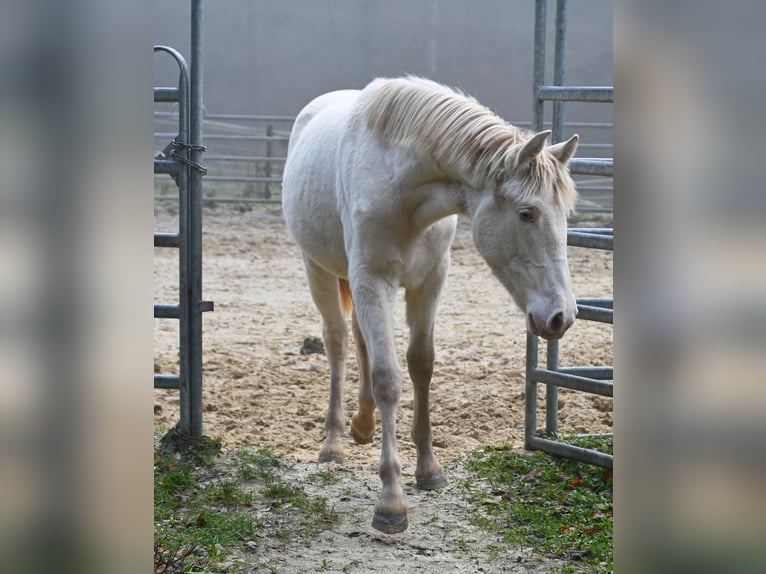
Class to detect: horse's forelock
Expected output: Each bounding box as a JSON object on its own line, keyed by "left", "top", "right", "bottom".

{"left": 507, "top": 145, "right": 578, "bottom": 215}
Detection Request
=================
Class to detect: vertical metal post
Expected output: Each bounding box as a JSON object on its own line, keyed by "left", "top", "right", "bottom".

{"left": 551, "top": 0, "right": 568, "bottom": 143}
{"left": 545, "top": 338, "right": 559, "bottom": 435}
{"left": 525, "top": 333, "right": 539, "bottom": 449}
{"left": 188, "top": 0, "right": 205, "bottom": 437}
{"left": 533, "top": 0, "right": 547, "bottom": 133}
{"left": 177, "top": 68, "right": 191, "bottom": 433}
{"left": 264, "top": 125, "right": 273, "bottom": 200}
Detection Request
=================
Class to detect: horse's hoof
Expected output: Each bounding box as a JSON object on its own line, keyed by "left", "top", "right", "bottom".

{"left": 372, "top": 511, "right": 408, "bottom": 534}
{"left": 416, "top": 472, "right": 448, "bottom": 490}
{"left": 318, "top": 450, "right": 343, "bottom": 464}
{"left": 350, "top": 425, "right": 374, "bottom": 445}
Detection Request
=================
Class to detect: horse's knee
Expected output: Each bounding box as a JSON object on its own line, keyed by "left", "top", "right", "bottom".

{"left": 371, "top": 365, "right": 401, "bottom": 405}
{"left": 322, "top": 322, "right": 348, "bottom": 357}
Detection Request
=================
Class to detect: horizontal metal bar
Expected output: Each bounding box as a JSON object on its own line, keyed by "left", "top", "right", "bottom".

{"left": 576, "top": 297, "right": 613, "bottom": 308}
{"left": 558, "top": 366, "right": 613, "bottom": 379}
{"left": 570, "top": 229, "right": 613, "bottom": 236}
{"left": 567, "top": 231, "right": 613, "bottom": 250}
{"left": 526, "top": 436, "right": 613, "bottom": 468}
{"left": 573, "top": 206, "right": 613, "bottom": 214}
{"left": 155, "top": 112, "right": 296, "bottom": 122}
{"left": 154, "top": 157, "right": 180, "bottom": 175}
{"left": 204, "top": 176, "right": 282, "bottom": 183}
{"left": 577, "top": 304, "right": 613, "bottom": 323}
{"left": 154, "top": 112, "right": 614, "bottom": 131}
{"left": 536, "top": 85, "right": 614, "bottom": 102}
{"left": 154, "top": 195, "right": 283, "bottom": 205}
{"left": 154, "top": 87, "right": 180, "bottom": 103}
{"left": 154, "top": 304, "right": 180, "bottom": 319}
{"left": 154, "top": 374, "right": 180, "bottom": 389}
{"left": 577, "top": 143, "right": 613, "bottom": 149}
{"left": 569, "top": 158, "right": 613, "bottom": 177}
{"left": 204, "top": 155, "right": 287, "bottom": 163}
{"left": 155, "top": 132, "right": 288, "bottom": 142}
{"left": 154, "top": 233, "right": 180, "bottom": 248}
{"left": 199, "top": 301, "right": 214, "bottom": 313}
{"left": 530, "top": 368, "right": 614, "bottom": 397}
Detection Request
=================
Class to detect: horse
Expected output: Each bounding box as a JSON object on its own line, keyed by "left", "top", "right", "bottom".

{"left": 282, "top": 76, "right": 579, "bottom": 533}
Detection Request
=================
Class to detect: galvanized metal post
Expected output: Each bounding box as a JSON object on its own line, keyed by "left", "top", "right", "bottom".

{"left": 264, "top": 125, "right": 273, "bottom": 200}
{"left": 524, "top": 0, "right": 614, "bottom": 467}
{"left": 525, "top": 333, "right": 539, "bottom": 449}
{"left": 188, "top": 0, "right": 205, "bottom": 438}
{"left": 533, "top": 0, "right": 547, "bottom": 133}
{"left": 545, "top": 338, "right": 559, "bottom": 435}
{"left": 551, "top": 0, "right": 568, "bottom": 143}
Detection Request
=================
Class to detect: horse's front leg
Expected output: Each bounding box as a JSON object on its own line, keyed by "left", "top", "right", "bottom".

{"left": 406, "top": 265, "right": 449, "bottom": 490}
{"left": 351, "top": 274, "right": 408, "bottom": 533}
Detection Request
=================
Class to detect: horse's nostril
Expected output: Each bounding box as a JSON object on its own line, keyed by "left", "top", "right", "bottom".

{"left": 549, "top": 311, "right": 564, "bottom": 333}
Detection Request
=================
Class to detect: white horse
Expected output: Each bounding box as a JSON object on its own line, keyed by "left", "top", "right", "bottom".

{"left": 282, "top": 77, "right": 579, "bottom": 533}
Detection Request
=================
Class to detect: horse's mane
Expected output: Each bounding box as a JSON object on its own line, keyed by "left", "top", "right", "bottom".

{"left": 356, "top": 76, "right": 576, "bottom": 213}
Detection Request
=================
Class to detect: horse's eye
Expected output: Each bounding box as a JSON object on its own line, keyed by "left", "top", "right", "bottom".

{"left": 518, "top": 208, "right": 537, "bottom": 223}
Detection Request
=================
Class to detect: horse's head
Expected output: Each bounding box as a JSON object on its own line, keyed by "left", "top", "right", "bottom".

{"left": 469, "top": 130, "right": 579, "bottom": 340}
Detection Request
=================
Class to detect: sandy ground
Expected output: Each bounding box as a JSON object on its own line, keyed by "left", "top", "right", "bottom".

{"left": 154, "top": 206, "right": 612, "bottom": 466}
{"left": 154, "top": 206, "right": 613, "bottom": 572}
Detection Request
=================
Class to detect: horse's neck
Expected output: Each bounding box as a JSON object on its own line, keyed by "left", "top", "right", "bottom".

{"left": 406, "top": 181, "right": 465, "bottom": 229}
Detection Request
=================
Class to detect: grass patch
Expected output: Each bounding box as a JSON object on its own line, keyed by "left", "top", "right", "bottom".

{"left": 464, "top": 435, "right": 613, "bottom": 573}
{"left": 154, "top": 438, "right": 338, "bottom": 573}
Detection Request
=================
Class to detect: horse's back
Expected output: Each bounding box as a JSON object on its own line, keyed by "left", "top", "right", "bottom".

{"left": 283, "top": 89, "right": 361, "bottom": 278}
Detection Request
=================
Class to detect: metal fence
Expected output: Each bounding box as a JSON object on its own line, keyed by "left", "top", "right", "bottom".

{"left": 154, "top": 118, "right": 612, "bottom": 213}
{"left": 524, "top": 0, "right": 614, "bottom": 468}
{"left": 153, "top": 0, "right": 212, "bottom": 439}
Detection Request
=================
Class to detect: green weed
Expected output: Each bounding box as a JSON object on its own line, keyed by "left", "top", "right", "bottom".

{"left": 463, "top": 435, "right": 613, "bottom": 573}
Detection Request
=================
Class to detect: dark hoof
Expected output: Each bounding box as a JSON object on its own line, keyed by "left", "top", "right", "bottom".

{"left": 372, "top": 511, "right": 408, "bottom": 534}
{"left": 416, "top": 472, "right": 448, "bottom": 490}
{"left": 350, "top": 425, "right": 374, "bottom": 445}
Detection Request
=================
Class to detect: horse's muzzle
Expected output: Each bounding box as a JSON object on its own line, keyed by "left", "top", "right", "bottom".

{"left": 527, "top": 308, "right": 575, "bottom": 340}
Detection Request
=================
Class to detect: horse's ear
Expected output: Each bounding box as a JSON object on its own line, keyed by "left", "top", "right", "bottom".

{"left": 548, "top": 133, "right": 579, "bottom": 164}
{"left": 515, "top": 130, "right": 551, "bottom": 167}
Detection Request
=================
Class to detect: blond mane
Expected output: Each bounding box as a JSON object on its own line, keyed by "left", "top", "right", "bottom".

{"left": 356, "top": 76, "right": 576, "bottom": 213}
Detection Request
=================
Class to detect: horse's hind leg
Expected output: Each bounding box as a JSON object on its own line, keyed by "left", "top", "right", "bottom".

{"left": 303, "top": 257, "right": 349, "bottom": 464}
{"left": 350, "top": 308, "right": 376, "bottom": 444}
{"left": 406, "top": 265, "right": 449, "bottom": 491}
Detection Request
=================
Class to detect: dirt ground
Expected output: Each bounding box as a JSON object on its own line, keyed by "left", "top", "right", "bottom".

{"left": 154, "top": 206, "right": 612, "bottom": 467}
{"left": 154, "top": 206, "right": 612, "bottom": 572}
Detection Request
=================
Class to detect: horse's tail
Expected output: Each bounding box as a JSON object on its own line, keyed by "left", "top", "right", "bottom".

{"left": 339, "top": 278, "right": 353, "bottom": 318}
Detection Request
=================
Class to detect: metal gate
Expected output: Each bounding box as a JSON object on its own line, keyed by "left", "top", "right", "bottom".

{"left": 525, "top": 0, "right": 614, "bottom": 467}
{"left": 153, "top": 0, "right": 212, "bottom": 438}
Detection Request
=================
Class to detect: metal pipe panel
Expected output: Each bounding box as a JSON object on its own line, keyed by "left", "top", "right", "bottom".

{"left": 530, "top": 368, "right": 614, "bottom": 397}
{"left": 569, "top": 158, "right": 613, "bottom": 177}
{"left": 533, "top": 0, "right": 547, "bottom": 133}
{"left": 558, "top": 366, "right": 613, "bottom": 379}
{"left": 154, "top": 374, "right": 181, "bottom": 390}
{"left": 154, "top": 233, "right": 180, "bottom": 248}
{"left": 154, "top": 87, "right": 180, "bottom": 103}
{"left": 154, "top": 158, "right": 180, "bottom": 176}
{"left": 526, "top": 436, "right": 613, "bottom": 468}
{"left": 188, "top": 0, "right": 206, "bottom": 438}
{"left": 567, "top": 231, "right": 613, "bottom": 250}
{"left": 545, "top": 338, "right": 559, "bottom": 435}
{"left": 536, "top": 86, "right": 614, "bottom": 102}
{"left": 576, "top": 304, "right": 613, "bottom": 323}
{"left": 552, "top": 0, "right": 568, "bottom": 143}
{"left": 525, "top": 333, "right": 539, "bottom": 449}
{"left": 154, "top": 304, "right": 180, "bottom": 319}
